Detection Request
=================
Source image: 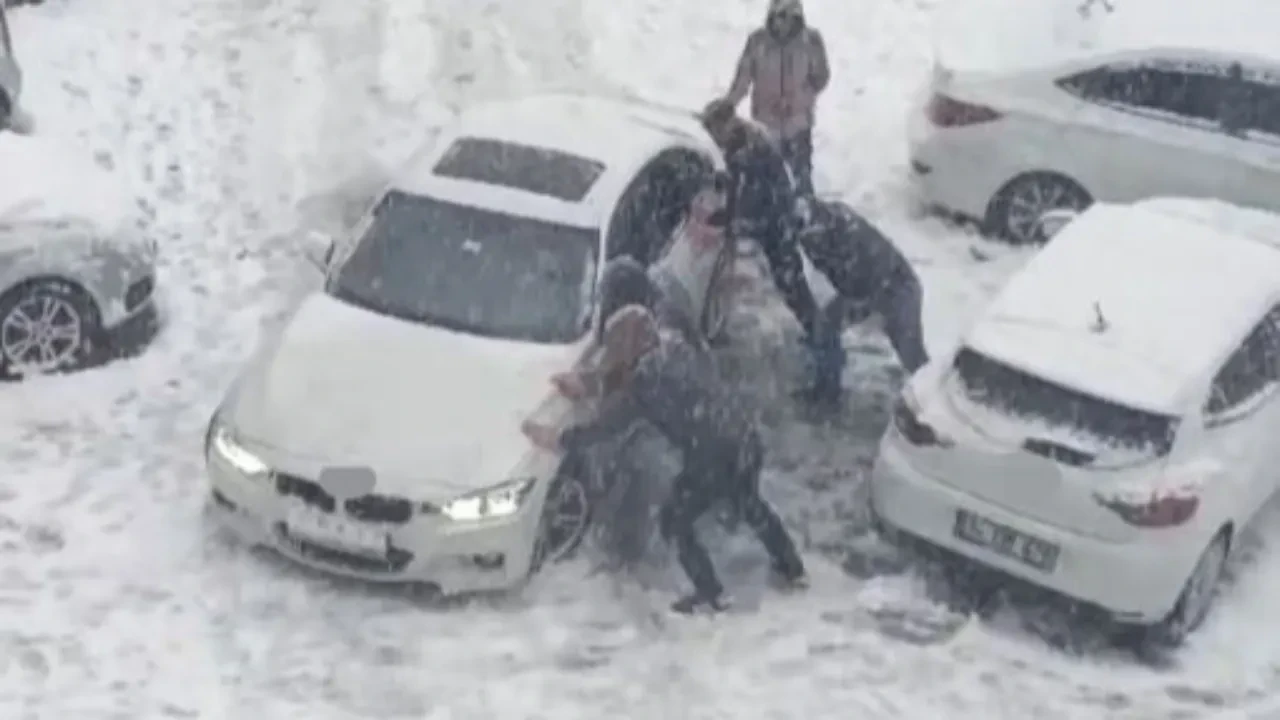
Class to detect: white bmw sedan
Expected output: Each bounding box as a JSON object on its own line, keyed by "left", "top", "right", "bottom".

{"left": 205, "top": 93, "right": 728, "bottom": 595}
{"left": 910, "top": 0, "right": 1280, "bottom": 244}
{"left": 872, "top": 199, "right": 1280, "bottom": 648}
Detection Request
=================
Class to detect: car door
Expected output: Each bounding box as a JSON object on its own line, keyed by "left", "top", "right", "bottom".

{"left": 1200, "top": 304, "right": 1280, "bottom": 517}
{"left": 1057, "top": 56, "right": 1244, "bottom": 203}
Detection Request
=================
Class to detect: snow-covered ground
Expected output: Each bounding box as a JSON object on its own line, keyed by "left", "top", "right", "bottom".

{"left": 4, "top": 0, "right": 1280, "bottom": 718}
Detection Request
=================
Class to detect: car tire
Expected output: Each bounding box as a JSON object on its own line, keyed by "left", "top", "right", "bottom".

{"left": 529, "top": 471, "right": 593, "bottom": 574}
{"left": 1139, "top": 529, "right": 1230, "bottom": 650}
{"left": 0, "top": 278, "right": 102, "bottom": 380}
{"left": 0, "top": 89, "right": 11, "bottom": 130}
{"left": 984, "top": 172, "right": 1092, "bottom": 245}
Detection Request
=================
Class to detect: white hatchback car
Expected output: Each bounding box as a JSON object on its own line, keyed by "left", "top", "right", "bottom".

{"left": 205, "top": 93, "right": 729, "bottom": 595}
{"left": 910, "top": 0, "right": 1280, "bottom": 244}
{"left": 871, "top": 198, "right": 1280, "bottom": 646}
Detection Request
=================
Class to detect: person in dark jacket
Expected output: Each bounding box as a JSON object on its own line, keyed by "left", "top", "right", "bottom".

{"left": 598, "top": 256, "right": 709, "bottom": 357}
{"left": 796, "top": 198, "right": 929, "bottom": 401}
{"left": 725, "top": 0, "right": 830, "bottom": 195}
{"left": 523, "top": 305, "right": 808, "bottom": 613}
{"left": 700, "top": 98, "right": 821, "bottom": 342}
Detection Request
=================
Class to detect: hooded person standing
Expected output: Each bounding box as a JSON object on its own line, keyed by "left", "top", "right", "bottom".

{"left": 724, "top": 0, "right": 830, "bottom": 196}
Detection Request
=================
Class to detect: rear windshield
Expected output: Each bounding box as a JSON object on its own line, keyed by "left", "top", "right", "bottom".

{"left": 432, "top": 138, "right": 606, "bottom": 202}
{"left": 953, "top": 348, "right": 1177, "bottom": 453}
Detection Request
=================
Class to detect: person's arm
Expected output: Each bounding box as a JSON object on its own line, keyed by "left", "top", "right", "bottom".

{"left": 808, "top": 31, "right": 831, "bottom": 94}
{"left": 560, "top": 387, "right": 644, "bottom": 451}
{"left": 725, "top": 33, "right": 757, "bottom": 105}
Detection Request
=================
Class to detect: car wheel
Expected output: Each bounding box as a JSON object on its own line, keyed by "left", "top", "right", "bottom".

{"left": 0, "top": 89, "right": 10, "bottom": 130}
{"left": 0, "top": 279, "right": 101, "bottom": 380}
{"left": 530, "top": 472, "right": 593, "bottom": 572}
{"left": 1140, "top": 529, "right": 1229, "bottom": 650}
{"left": 985, "top": 172, "right": 1092, "bottom": 245}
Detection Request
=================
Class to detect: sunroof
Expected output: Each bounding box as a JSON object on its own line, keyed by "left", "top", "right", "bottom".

{"left": 432, "top": 138, "right": 606, "bottom": 202}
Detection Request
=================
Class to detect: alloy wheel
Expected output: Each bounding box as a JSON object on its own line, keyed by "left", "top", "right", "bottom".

{"left": 540, "top": 477, "right": 590, "bottom": 564}
{"left": 1003, "top": 177, "right": 1088, "bottom": 244}
{"left": 0, "top": 293, "right": 84, "bottom": 372}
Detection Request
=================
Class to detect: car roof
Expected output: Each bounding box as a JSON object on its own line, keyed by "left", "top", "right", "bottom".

{"left": 965, "top": 201, "right": 1280, "bottom": 414}
{"left": 934, "top": 0, "right": 1280, "bottom": 75}
{"left": 391, "top": 92, "right": 720, "bottom": 230}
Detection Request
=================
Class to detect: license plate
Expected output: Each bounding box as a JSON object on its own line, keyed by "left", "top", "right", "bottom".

{"left": 285, "top": 505, "right": 388, "bottom": 557}
{"left": 953, "top": 509, "right": 1059, "bottom": 572}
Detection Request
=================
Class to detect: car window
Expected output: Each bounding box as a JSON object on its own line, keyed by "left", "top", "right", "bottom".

{"left": 1059, "top": 62, "right": 1227, "bottom": 126}
{"left": 328, "top": 190, "right": 598, "bottom": 344}
{"left": 1205, "top": 305, "right": 1280, "bottom": 415}
{"left": 952, "top": 348, "right": 1177, "bottom": 453}
{"left": 431, "top": 138, "right": 606, "bottom": 202}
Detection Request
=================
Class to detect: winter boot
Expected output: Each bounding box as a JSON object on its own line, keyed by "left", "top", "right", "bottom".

{"left": 670, "top": 590, "right": 733, "bottom": 615}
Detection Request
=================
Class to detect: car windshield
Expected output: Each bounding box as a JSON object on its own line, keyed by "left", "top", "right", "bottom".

{"left": 952, "top": 347, "right": 1177, "bottom": 454}
{"left": 328, "top": 190, "right": 598, "bottom": 344}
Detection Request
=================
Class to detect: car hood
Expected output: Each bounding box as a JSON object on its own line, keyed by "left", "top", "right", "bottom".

{"left": 227, "top": 293, "right": 583, "bottom": 497}
{"left": 0, "top": 134, "right": 133, "bottom": 239}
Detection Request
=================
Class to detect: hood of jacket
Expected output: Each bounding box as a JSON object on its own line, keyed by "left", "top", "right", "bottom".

{"left": 767, "top": 0, "right": 805, "bottom": 21}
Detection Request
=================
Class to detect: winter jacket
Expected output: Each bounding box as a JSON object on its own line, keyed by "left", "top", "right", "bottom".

{"left": 561, "top": 329, "right": 756, "bottom": 464}
{"left": 597, "top": 257, "right": 709, "bottom": 357}
{"left": 726, "top": 0, "right": 830, "bottom": 140}
{"left": 797, "top": 199, "right": 916, "bottom": 305}
{"left": 722, "top": 121, "right": 820, "bottom": 334}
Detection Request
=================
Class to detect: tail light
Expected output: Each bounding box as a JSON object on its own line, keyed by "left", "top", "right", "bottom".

{"left": 892, "top": 395, "right": 949, "bottom": 447}
{"left": 1093, "top": 490, "right": 1199, "bottom": 528}
{"left": 926, "top": 93, "right": 1003, "bottom": 127}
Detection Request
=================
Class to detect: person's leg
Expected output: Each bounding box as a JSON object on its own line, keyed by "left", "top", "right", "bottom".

{"left": 782, "top": 128, "right": 815, "bottom": 197}
{"left": 807, "top": 296, "right": 850, "bottom": 400}
{"left": 877, "top": 272, "right": 930, "bottom": 374}
{"left": 758, "top": 221, "right": 820, "bottom": 337}
{"left": 731, "top": 437, "right": 806, "bottom": 582}
{"left": 659, "top": 470, "right": 725, "bottom": 605}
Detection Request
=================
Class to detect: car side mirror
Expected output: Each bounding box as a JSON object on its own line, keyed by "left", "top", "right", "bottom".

{"left": 301, "top": 230, "right": 335, "bottom": 271}
{"left": 1034, "top": 208, "right": 1079, "bottom": 240}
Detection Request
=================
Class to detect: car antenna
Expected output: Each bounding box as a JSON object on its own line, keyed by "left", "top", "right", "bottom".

{"left": 1090, "top": 301, "right": 1109, "bottom": 333}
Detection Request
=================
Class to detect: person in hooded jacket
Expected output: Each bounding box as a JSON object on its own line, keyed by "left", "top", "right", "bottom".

{"left": 724, "top": 0, "right": 830, "bottom": 196}
{"left": 700, "top": 98, "right": 821, "bottom": 344}
{"left": 523, "top": 305, "right": 808, "bottom": 614}
{"left": 796, "top": 197, "right": 929, "bottom": 402}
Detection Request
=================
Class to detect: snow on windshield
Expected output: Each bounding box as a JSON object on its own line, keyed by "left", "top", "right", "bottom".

{"left": 328, "top": 190, "right": 597, "bottom": 344}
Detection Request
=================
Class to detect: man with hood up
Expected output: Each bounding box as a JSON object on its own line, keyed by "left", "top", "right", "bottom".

{"left": 724, "top": 0, "right": 830, "bottom": 196}
{"left": 523, "top": 305, "right": 808, "bottom": 614}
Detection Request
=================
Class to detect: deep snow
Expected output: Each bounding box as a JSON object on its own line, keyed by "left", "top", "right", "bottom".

{"left": 3, "top": 0, "right": 1280, "bottom": 718}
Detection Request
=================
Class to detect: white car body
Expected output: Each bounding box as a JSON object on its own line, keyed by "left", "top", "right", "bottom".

{"left": 871, "top": 199, "right": 1280, "bottom": 638}
{"left": 909, "top": 0, "right": 1280, "bottom": 243}
{"left": 206, "top": 93, "right": 726, "bottom": 594}
{"left": 0, "top": 133, "right": 159, "bottom": 374}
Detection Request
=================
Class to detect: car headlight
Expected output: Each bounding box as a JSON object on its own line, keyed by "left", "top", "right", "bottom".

{"left": 441, "top": 478, "right": 536, "bottom": 522}
{"left": 207, "top": 422, "right": 270, "bottom": 480}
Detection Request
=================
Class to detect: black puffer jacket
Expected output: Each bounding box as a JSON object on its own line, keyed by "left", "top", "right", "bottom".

{"left": 797, "top": 199, "right": 914, "bottom": 303}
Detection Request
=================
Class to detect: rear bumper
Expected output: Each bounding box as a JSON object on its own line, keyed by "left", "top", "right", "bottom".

{"left": 869, "top": 438, "right": 1202, "bottom": 623}
{"left": 906, "top": 119, "right": 1017, "bottom": 223}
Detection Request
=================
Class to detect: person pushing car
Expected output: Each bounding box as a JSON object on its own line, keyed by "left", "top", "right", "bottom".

{"left": 795, "top": 197, "right": 929, "bottom": 403}
{"left": 522, "top": 305, "right": 808, "bottom": 614}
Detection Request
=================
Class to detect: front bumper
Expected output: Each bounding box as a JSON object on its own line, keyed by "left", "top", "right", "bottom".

{"left": 869, "top": 438, "right": 1199, "bottom": 623}
{"left": 205, "top": 450, "right": 545, "bottom": 595}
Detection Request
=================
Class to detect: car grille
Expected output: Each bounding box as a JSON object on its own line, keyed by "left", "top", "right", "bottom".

{"left": 274, "top": 471, "right": 420, "bottom": 524}
{"left": 124, "top": 275, "right": 154, "bottom": 311}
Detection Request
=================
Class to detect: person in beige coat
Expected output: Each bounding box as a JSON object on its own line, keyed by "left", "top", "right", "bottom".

{"left": 724, "top": 0, "right": 830, "bottom": 195}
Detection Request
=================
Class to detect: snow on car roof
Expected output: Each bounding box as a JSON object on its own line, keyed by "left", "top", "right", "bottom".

{"left": 934, "top": 0, "right": 1280, "bottom": 74}
{"left": 394, "top": 92, "right": 718, "bottom": 228}
{"left": 0, "top": 133, "right": 131, "bottom": 233}
{"left": 966, "top": 202, "right": 1280, "bottom": 413}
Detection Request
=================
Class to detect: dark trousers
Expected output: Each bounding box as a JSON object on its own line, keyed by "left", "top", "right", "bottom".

{"left": 658, "top": 437, "right": 805, "bottom": 598}
{"left": 812, "top": 272, "right": 930, "bottom": 394}
{"left": 780, "top": 128, "right": 814, "bottom": 197}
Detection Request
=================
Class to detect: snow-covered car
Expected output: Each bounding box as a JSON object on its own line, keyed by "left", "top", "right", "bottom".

{"left": 0, "top": 134, "right": 159, "bottom": 378}
{"left": 205, "top": 93, "right": 727, "bottom": 595}
{"left": 870, "top": 198, "right": 1280, "bottom": 647}
{"left": 909, "top": 0, "right": 1280, "bottom": 244}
